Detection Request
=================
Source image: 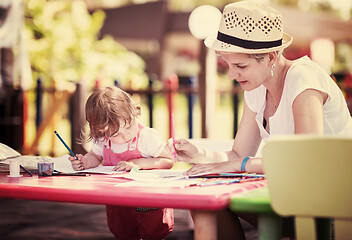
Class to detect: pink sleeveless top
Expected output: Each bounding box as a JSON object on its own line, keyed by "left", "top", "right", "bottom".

{"left": 103, "top": 124, "right": 144, "bottom": 166}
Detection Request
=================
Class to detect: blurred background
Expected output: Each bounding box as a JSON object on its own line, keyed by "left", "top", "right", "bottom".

{"left": 1, "top": 0, "right": 352, "bottom": 157}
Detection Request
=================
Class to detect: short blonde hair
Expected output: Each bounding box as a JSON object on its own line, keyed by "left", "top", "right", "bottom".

{"left": 247, "top": 53, "right": 267, "bottom": 62}
{"left": 247, "top": 50, "right": 282, "bottom": 62}
{"left": 85, "top": 86, "right": 141, "bottom": 141}
{"left": 216, "top": 50, "right": 282, "bottom": 62}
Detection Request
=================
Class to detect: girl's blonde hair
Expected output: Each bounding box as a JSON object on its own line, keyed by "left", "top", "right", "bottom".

{"left": 85, "top": 86, "right": 141, "bottom": 141}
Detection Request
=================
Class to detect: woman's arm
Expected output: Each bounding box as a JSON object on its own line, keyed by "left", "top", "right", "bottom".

{"left": 293, "top": 89, "right": 326, "bottom": 135}
{"left": 234, "top": 89, "right": 326, "bottom": 173}
{"left": 186, "top": 101, "right": 263, "bottom": 175}
{"left": 229, "top": 100, "right": 262, "bottom": 159}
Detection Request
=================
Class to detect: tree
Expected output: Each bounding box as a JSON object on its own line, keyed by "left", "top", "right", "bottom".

{"left": 24, "top": 0, "right": 148, "bottom": 89}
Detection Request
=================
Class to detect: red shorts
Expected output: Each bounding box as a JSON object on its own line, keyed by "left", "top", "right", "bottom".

{"left": 106, "top": 205, "right": 174, "bottom": 240}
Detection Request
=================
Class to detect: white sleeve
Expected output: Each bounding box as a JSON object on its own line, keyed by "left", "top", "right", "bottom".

{"left": 91, "top": 138, "right": 104, "bottom": 157}
{"left": 138, "top": 127, "right": 166, "bottom": 157}
{"left": 285, "top": 64, "right": 329, "bottom": 107}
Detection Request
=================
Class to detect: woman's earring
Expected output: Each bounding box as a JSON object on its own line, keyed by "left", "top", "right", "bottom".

{"left": 271, "top": 64, "right": 275, "bottom": 77}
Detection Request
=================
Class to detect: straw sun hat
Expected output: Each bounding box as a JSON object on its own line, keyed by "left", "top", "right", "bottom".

{"left": 205, "top": 1, "right": 293, "bottom": 54}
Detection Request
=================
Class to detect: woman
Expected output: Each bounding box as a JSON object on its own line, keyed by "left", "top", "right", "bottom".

{"left": 168, "top": 0, "right": 352, "bottom": 176}
{"left": 168, "top": 2, "right": 352, "bottom": 238}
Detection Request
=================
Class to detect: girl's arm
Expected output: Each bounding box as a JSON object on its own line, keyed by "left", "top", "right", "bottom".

{"left": 115, "top": 157, "right": 173, "bottom": 171}
{"left": 113, "top": 146, "right": 174, "bottom": 171}
{"left": 81, "top": 150, "right": 103, "bottom": 169}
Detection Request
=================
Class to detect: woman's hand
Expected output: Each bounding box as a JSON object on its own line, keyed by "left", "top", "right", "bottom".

{"left": 68, "top": 154, "right": 84, "bottom": 171}
{"left": 166, "top": 137, "right": 202, "bottom": 162}
{"left": 113, "top": 161, "right": 136, "bottom": 171}
{"left": 185, "top": 161, "right": 240, "bottom": 176}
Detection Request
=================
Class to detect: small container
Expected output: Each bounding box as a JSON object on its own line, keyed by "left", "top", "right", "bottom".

{"left": 37, "top": 161, "right": 54, "bottom": 177}
{"left": 8, "top": 159, "right": 22, "bottom": 177}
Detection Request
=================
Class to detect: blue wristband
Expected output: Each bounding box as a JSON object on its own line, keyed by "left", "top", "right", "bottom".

{"left": 241, "top": 156, "right": 250, "bottom": 172}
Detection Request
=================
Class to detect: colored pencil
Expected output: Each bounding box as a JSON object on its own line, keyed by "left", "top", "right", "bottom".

{"left": 20, "top": 165, "right": 33, "bottom": 176}
{"left": 53, "top": 171, "right": 89, "bottom": 177}
{"left": 171, "top": 114, "right": 177, "bottom": 158}
{"left": 188, "top": 173, "right": 265, "bottom": 178}
{"left": 198, "top": 177, "right": 264, "bottom": 187}
{"left": 54, "top": 131, "right": 78, "bottom": 159}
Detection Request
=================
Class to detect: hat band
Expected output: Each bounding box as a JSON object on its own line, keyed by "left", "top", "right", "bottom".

{"left": 217, "top": 32, "right": 282, "bottom": 50}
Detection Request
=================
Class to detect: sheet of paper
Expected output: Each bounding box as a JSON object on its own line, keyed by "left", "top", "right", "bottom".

{"left": 114, "top": 178, "right": 201, "bottom": 188}
{"left": 53, "top": 154, "right": 120, "bottom": 174}
{"left": 123, "top": 169, "right": 188, "bottom": 182}
{"left": 75, "top": 165, "right": 117, "bottom": 174}
{"left": 112, "top": 168, "right": 202, "bottom": 188}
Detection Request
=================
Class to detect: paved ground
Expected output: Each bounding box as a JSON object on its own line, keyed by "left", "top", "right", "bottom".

{"left": 0, "top": 199, "right": 257, "bottom": 240}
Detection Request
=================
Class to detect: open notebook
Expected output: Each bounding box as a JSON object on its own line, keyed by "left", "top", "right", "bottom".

{"left": 53, "top": 154, "right": 117, "bottom": 174}
{"left": 0, "top": 143, "right": 21, "bottom": 160}
{"left": 0, "top": 143, "right": 53, "bottom": 172}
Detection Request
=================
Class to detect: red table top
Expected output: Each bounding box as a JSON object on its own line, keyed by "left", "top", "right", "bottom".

{"left": 0, "top": 173, "right": 266, "bottom": 210}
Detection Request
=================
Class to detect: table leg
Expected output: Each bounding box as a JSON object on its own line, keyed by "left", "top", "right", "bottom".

{"left": 192, "top": 210, "right": 217, "bottom": 240}
{"left": 258, "top": 214, "right": 281, "bottom": 240}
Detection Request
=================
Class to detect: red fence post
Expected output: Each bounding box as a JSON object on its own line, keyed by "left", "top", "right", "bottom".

{"left": 165, "top": 74, "right": 179, "bottom": 138}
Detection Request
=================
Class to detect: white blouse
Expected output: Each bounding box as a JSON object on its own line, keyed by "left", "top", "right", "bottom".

{"left": 245, "top": 56, "right": 352, "bottom": 141}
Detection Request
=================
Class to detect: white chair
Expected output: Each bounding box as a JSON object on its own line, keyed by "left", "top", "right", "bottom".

{"left": 262, "top": 135, "right": 352, "bottom": 240}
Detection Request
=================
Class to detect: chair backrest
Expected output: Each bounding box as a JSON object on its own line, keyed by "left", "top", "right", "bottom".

{"left": 262, "top": 135, "right": 352, "bottom": 240}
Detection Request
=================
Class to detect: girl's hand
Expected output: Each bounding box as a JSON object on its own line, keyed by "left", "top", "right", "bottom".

{"left": 166, "top": 137, "right": 202, "bottom": 162}
{"left": 68, "top": 154, "right": 84, "bottom": 171}
{"left": 113, "top": 161, "right": 136, "bottom": 171}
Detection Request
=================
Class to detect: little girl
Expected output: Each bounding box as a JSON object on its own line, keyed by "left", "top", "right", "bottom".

{"left": 69, "top": 86, "right": 174, "bottom": 240}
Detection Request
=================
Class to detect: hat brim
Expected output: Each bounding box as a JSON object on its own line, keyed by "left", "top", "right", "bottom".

{"left": 204, "top": 32, "right": 293, "bottom": 54}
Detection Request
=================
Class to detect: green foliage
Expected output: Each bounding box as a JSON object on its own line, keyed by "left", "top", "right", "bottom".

{"left": 24, "top": 0, "right": 148, "bottom": 89}
{"left": 333, "top": 42, "right": 352, "bottom": 74}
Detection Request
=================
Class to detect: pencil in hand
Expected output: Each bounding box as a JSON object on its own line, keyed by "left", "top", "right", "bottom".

{"left": 171, "top": 114, "right": 177, "bottom": 158}
{"left": 54, "top": 131, "right": 78, "bottom": 159}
